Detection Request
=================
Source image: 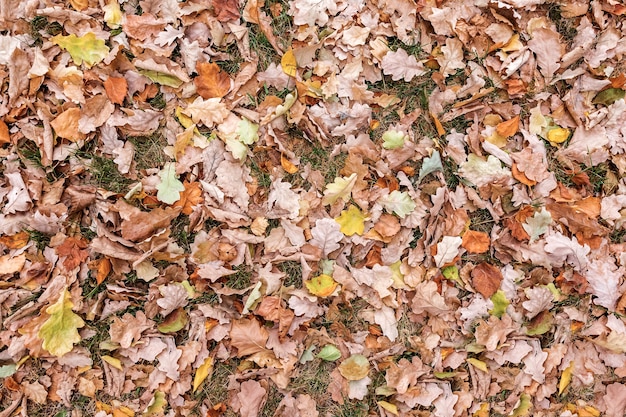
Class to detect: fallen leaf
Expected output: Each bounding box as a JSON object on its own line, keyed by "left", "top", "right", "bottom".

{"left": 193, "top": 357, "right": 214, "bottom": 392}
{"left": 156, "top": 162, "right": 185, "bottom": 205}
{"left": 230, "top": 318, "right": 269, "bottom": 357}
{"left": 38, "top": 288, "right": 85, "bottom": 357}
{"left": 56, "top": 237, "right": 89, "bottom": 271}
{"left": 104, "top": 76, "right": 127, "bottom": 105}
{"left": 305, "top": 274, "right": 338, "bottom": 297}
{"left": 281, "top": 48, "right": 297, "bottom": 78}
{"left": 51, "top": 32, "right": 109, "bottom": 67}
{"left": 322, "top": 173, "right": 357, "bottom": 205}
{"left": 471, "top": 263, "right": 502, "bottom": 298}
{"left": 496, "top": 115, "right": 519, "bottom": 137}
{"left": 50, "top": 108, "right": 86, "bottom": 141}
{"left": 194, "top": 62, "right": 231, "bottom": 99}
{"left": 461, "top": 230, "right": 490, "bottom": 254}
{"left": 339, "top": 354, "right": 370, "bottom": 380}
{"left": 0, "top": 253, "right": 26, "bottom": 275}
{"left": 335, "top": 205, "right": 366, "bottom": 236}
{"left": 173, "top": 181, "right": 203, "bottom": 215}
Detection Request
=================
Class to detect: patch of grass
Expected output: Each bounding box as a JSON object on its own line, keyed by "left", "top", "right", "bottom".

{"left": 25, "top": 228, "right": 52, "bottom": 252}
{"left": 89, "top": 155, "right": 133, "bottom": 193}
{"left": 225, "top": 264, "right": 253, "bottom": 290}
{"left": 547, "top": 4, "right": 579, "bottom": 45}
{"left": 129, "top": 132, "right": 169, "bottom": 171}
{"left": 469, "top": 208, "right": 495, "bottom": 234}
{"left": 387, "top": 37, "right": 424, "bottom": 57}
{"left": 249, "top": 25, "right": 279, "bottom": 72}
{"left": 260, "top": 383, "right": 283, "bottom": 417}
{"left": 609, "top": 228, "right": 626, "bottom": 244}
{"left": 171, "top": 215, "right": 194, "bottom": 252}
{"left": 193, "top": 360, "right": 240, "bottom": 414}
{"left": 215, "top": 41, "right": 244, "bottom": 74}
{"left": 279, "top": 261, "right": 303, "bottom": 288}
{"left": 148, "top": 90, "right": 166, "bottom": 110}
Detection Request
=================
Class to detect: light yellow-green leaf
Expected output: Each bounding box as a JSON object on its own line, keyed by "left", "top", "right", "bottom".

{"left": 378, "top": 190, "right": 416, "bottom": 218}
{"left": 225, "top": 137, "right": 249, "bottom": 160}
{"left": 338, "top": 354, "right": 370, "bottom": 380}
{"left": 193, "top": 357, "right": 214, "bottom": 392}
{"left": 103, "top": 0, "right": 122, "bottom": 28}
{"left": 242, "top": 281, "right": 263, "bottom": 314}
{"left": 101, "top": 355, "right": 123, "bottom": 370}
{"left": 51, "top": 33, "right": 109, "bottom": 67}
{"left": 335, "top": 205, "right": 366, "bottom": 236}
{"left": 382, "top": 130, "right": 406, "bottom": 149}
{"left": 144, "top": 391, "right": 167, "bottom": 416}
{"left": 305, "top": 274, "right": 338, "bottom": 297}
{"left": 529, "top": 104, "right": 547, "bottom": 135}
{"left": 317, "top": 344, "right": 341, "bottom": 361}
{"left": 510, "top": 393, "right": 531, "bottom": 417}
{"left": 322, "top": 173, "right": 357, "bottom": 205}
{"left": 559, "top": 361, "right": 574, "bottom": 394}
{"left": 390, "top": 260, "right": 405, "bottom": 289}
{"left": 377, "top": 401, "right": 399, "bottom": 415}
{"left": 138, "top": 69, "right": 184, "bottom": 88}
{"left": 237, "top": 117, "right": 259, "bottom": 145}
{"left": 156, "top": 162, "right": 185, "bottom": 204}
{"left": 489, "top": 290, "right": 509, "bottom": 318}
{"left": 467, "top": 358, "right": 488, "bottom": 372}
{"left": 38, "top": 288, "right": 85, "bottom": 357}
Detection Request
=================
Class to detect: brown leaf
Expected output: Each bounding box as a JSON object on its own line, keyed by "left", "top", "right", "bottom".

{"left": 0, "top": 253, "right": 26, "bottom": 275}
{"left": 229, "top": 318, "right": 269, "bottom": 357}
{"left": 56, "top": 237, "right": 89, "bottom": 271}
{"left": 546, "top": 202, "right": 607, "bottom": 240}
{"left": 109, "top": 311, "right": 154, "bottom": 349}
{"left": 511, "top": 163, "right": 537, "bottom": 186}
{"left": 104, "top": 76, "right": 128, "bottom": 105}
{"left": 172, "top": 181, "right": 204, "bottom": 215}
{"left": 120, "top": 207, "right": 181, "bottom": 242}
{"left": 374, "top": 214, "right": 401, "bottom": 238}
{"left": 90, "top": 258, "right": 111, "bottom": 285}
{"left": 0, "top": 119, "right": 10, "bottom": 145}
{"left": 0, "top": 231, "right": 29, "bottom": 249}
{"left": 496, "top": 115, "right": 519, "bottom": 137}
{"left": 462, "top": 230, "right": 490, "bottom": 254}
{"left": 471, "top": 262, "right": 502, "bottom": 298}
{"left": 50, "top": 108, "right": 86, "bottom": 141}
{"left": 212, "top": 0, "right": 241, "bottom": 21}
{"left": 123, "top": 14, "right": 165, "bottom": 41}
{"left": 194, "top": 62, "right": 231, "bottom": 99}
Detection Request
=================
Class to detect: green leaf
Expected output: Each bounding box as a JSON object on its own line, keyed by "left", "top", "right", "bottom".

{"left": 522, "top": 208, "right": 551, "bottom": 243}
{"left": 156, "top": 162, "right": 185, "bottom": 205}
{"left": 335, "top": 205, "right": 366, "bottom": 236}
{"left": 382, "top": 130, "right": 406, "bottom": 149}
{"left": 300, "top": 344, "right": 316, "bottom": 364}
{"left": 592, "top": 88, "right": 625, "bottom": 106}
{"left": 38, "top": 288, "right": 85, "bottom": 357}
{"left": 489, "top": 290, "right": 509, "bottom": 318}
{"left": 242, "top": 281, "right": 263, "bottom": 314}
{"left": 305, "top": 274, "right": 338, "bottom": 297}
{"left": 144, "top": 391, "right": 167, "bottom": 416}
{"left": 0, "top": 364, "right": 17, "bottom": 377}
{"left": 442, "top": 265, "right": 461, "bottom": 286}
{"left": 51, "top": 33, "right": 109, "bottom": 67}
{"left": 317, "top": 344, "right": 341, "bottom": 361}
{"left": 157, "top": 308, "right": 188, "bottom": 333}
{"left": 526, "top": 311, "right": 553, "bottom": 336}
{"left": 378, "top": 190, "right": 416, "bottom": 218}
{"left": 237, "top": 118, "right": 259, "bottom": 145}
{"left": 138, "top": 69, "right": 184, "bottom": 88}
{"left": 322, "top": 173, "right": 357, "bottom": 205}
{"left": 418, "top": 150, "right": 443, "bottom": 182}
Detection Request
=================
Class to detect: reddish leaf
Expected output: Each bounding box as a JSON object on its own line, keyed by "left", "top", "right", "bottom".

{"left": 0, "top": 119, "right": 10, "bottom": 145}
{"left": 212, "top": 0, "right": 240, "bottom": 21}
{"left": 194, "top": 62, "right": 231, "bottom": 99}
{"left": 56, "top": 237, "right": 89, "bottom": 271}
{"left": 462, "top": 230, "right": 491, "bottom": 254}
{"left": 471, "top": 263, "right": 503, "bottom": 298}
{"left": 173, "top": 181, "right": 204, "bottom": 215}
{"left": 104, "top": 76, "right": 128, "bottom": 105}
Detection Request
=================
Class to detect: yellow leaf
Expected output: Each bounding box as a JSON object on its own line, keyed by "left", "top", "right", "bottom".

{"left": 38, "top": 288, "right": 85, "bottom": 357}
{"left": 175, "top": 107, "right": 196, "bottom": 129}
{"left": 193, "top": 357, "right": 214, "bottom": 392}
{"left": 51, "top": 32, "right": 109, "bottom": 67}
{"left": 144, "top": 391, "right": 167, "bottom": 416}
{"left": 281, "top": 153, "right": 298, "bottom": 174}
{"left": 305, "top": 274, "right": 338, "bottom": 297}
{"left": 322, "top": 173, "right": 357, "bottom": 206}
{"left": 510, "top": 393, "right": 531, "bottom": 417}
{"left": 547, "top": 127, "right": 570, "bottom": 144}
{"left": 559, "top": 361, "right": 574, "bottom": 394}
{"left": 467, "top": 358, "right": 488, "bottom": 372}
{"left": 430, "top": 112, "right": 445, "bottom": 136}
{"left": 335, "top": 205, "right": 366, "bottom": 236}
{"left": 101, "top": 355, "right": 123, "bottom": 370}
{"left": 377, "top": 401, "right": 398, "bottom": 415}
{"left": 473, "top": 402, "right": 490, "bottom": 417}
{"left": 281, "top": 48, "right": 297, "bottom": 78}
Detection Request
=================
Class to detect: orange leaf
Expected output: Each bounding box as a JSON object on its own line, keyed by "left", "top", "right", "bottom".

{"left": 496, "top": 115, "right": 519, "bottom": 138}
{"left": 94, "top": 258, "right": 111, "bottom": 285}
{"left": 56, "top": 237, "right": 89, "bottom": 271}
{"left": 462, "top": 230, "right": 490, "bottom": 254}
{"left": 430, "top": 112, "right": 445, "bottom": 136}
{"left": 0, "top": 231, "right": 29, "bottom": 249}
{"left": 280, "top": 153, "right": 298, "bottom": 174}
{"left": 512, "top": 163, "right": 537, "bottom": 186}
{"left": 0, "top": 119, "right": 10, "bottom": 145}
{"left": 471, "top": 262, "right": 502, "bottom": 298}
{"left": 104, "top": 76, "right": 128, "bottom": 105}
{"left": 50, "top": 108, "right": 86, "bottom": 142}
{"left": 194, "top": 62, "right": 231, "bottom": 99}
{"left": 173, "top": 181, "right": 204, "bottom": 215}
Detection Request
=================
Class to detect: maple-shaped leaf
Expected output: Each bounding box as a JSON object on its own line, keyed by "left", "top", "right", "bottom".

{"left": 194, "top": 62, "right": 231, "bottom": 99}
{"left": 156, "top": 162, "right": 185, "bottom": 204}
{"left": 310, "top": 218, "right": 344, "bottom": 256}
{"left": 434, "top": 236, "right": 462, "bottom": 267}
{"left": 322, "top": 173, "right": 357, "bottom": 205}
{"left": 335, "top": 205, "right": 366, "bottom": 236}
{"left": 182, "top": 96, "right": 230, "bottom": 128}
{"left": 38, "top": 288, "right": 85, "bottom": 357}
{"left": 229, "top": 318, "right": 269, "bottom": 357}
{"left": 51, "top": 33, "right": 109, "bottom": 67}
{"left": 56, "top": 237, "right": 89, "bottom": 271}
{"left": 378, "top": 190, "right": 416, "bottom": 218}
{"left": 382, "top": 129, "right": 406, "bottom": 149}
{"left": 381, "top": 48, "right": 426, "bottom": 82}
{"left": 173, "top": 181, "right": 203, "bottom": 215}
{"left": 462, "top": 230, "right": 490, "bottom": 254}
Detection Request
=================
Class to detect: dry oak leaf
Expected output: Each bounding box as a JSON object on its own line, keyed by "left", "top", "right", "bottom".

{"left": 104, "top": 76, "right": 128, "bottom": 105}
{"left": 110, "top": 311, "right": 154, "bottom": 349}
{"left": 183, "top": 96, "right": 230, "bottom": 128}
{"left": 50, "top": 108, "right": 86, "bottom": 142}
{"left": 56, "top": 237, "right": 89, "bottom": 271}
{"left": 173, "top": 181, "right": 204, "bottom": 215}
{"left": 120, "top": 206, "right": 181, "bottom": 242}
{"left": 471, "top": 262, "right": 502, "bottom": 298}
{"left": 194, "top": 62, "right": 231, "bottom": 99}
{"left": 38, "top": 288, "right": 85, "bottom": 357}
{"left": 461, "top": 230, "right": 490, "bottom": 254}
{"left": 229, "top": 318, "right": 269, "bottom": 357}
{"left": 0, "top": 231, "right": 29, "bottom": 249}
{"left": 212, "top": 0, "right": 241, "bottom": 21}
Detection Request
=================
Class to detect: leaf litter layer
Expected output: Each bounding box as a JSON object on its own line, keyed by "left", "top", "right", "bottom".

{"left": 1, "top": 0, "right": 626, "bottom": 416}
